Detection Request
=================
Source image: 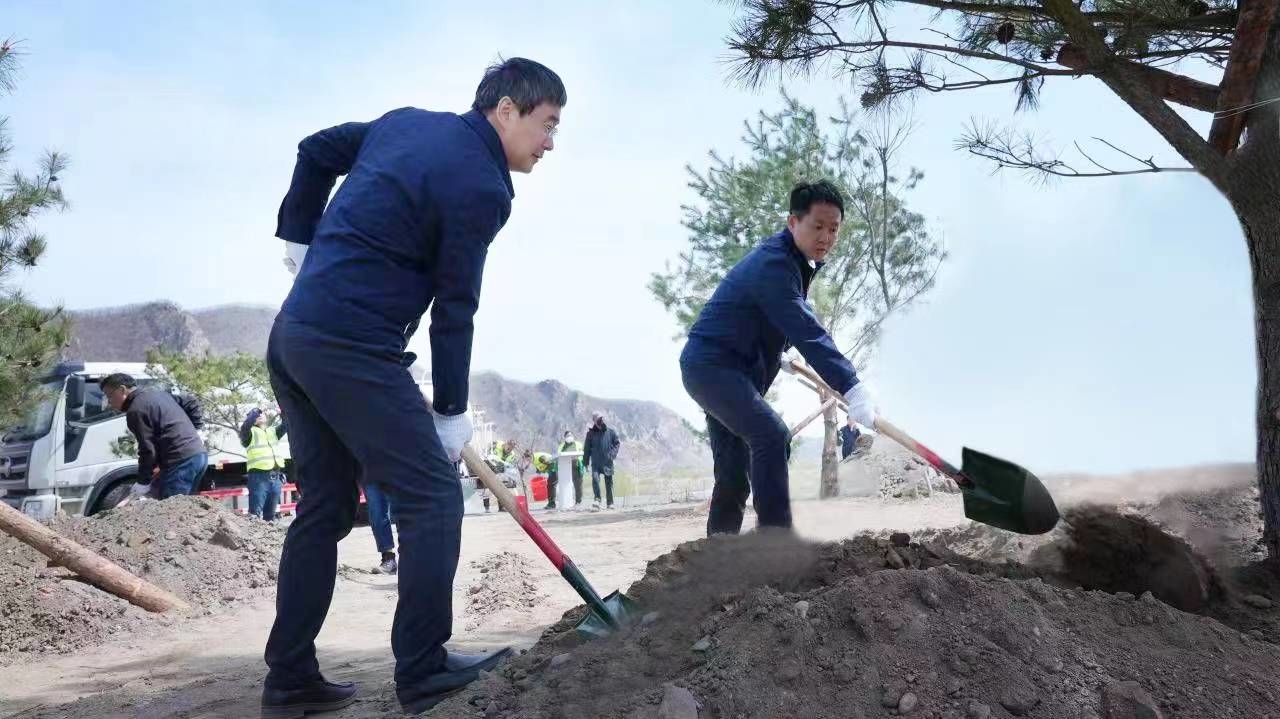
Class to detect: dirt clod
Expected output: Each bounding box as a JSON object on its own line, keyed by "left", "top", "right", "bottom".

{"left": 1101, "top": 680, "right": 1164, "bottom": 719}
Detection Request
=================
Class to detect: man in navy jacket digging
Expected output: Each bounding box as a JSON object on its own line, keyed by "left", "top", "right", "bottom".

{"left": 679, "top": 180, "right": 878, "bottom": 536}
{"left": 262, "top": 58, "right": 565, "bottom": 717}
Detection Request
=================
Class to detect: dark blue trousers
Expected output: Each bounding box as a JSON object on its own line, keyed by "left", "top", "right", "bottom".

{"left": 680, "top": 360, "right": 792, "bottom": 535}
{"left": 262, "top": 315, "right": 462, "bottom": 690}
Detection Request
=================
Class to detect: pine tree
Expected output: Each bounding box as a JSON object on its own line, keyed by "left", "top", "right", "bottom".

{"left": 721, "top": 0, "right": 1280, "bottom": 558}
{"left": 0, "top": 39, "right": 70, "bottom": 429}
{"left": 650, "top": 93, "right": 945, "bottom": 497}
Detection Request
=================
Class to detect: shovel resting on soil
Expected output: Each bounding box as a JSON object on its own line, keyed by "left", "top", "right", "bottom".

{"left": 788, "top": 361, "right": 1060, "bottom": 535}
{"left": 460, "top": 445, "right": 640, "bottom": 638}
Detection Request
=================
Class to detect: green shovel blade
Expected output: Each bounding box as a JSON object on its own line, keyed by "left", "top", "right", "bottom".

{"left": 960, "top": 447, "right": 1060, "bottom": 535}
{"left": 573, "top": 590, "right": 643, "bottom": 639}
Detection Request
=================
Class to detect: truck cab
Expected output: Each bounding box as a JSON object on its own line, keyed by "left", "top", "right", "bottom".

{"left": 0, "top": 361, "right": 266, "bottom": 520}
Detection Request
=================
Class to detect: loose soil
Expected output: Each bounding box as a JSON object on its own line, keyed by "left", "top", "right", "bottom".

{"left": 0, "top": 495, "right": 284, "bottom": 661}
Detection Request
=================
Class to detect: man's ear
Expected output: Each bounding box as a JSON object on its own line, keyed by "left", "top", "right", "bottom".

{"left": 786, "top": 214, "right": 799, "bottom": 232}
{"left": 493, "top": 96, "right": 517, "bottom": 127}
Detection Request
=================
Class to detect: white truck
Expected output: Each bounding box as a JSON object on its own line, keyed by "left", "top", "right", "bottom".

{"left": 0, "top": 360, "right": 495, "bottom": 519}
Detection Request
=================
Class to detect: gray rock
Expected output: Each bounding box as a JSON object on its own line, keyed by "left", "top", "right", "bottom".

{"left": 885, "top": 548, "right": 907, "bottom": 570}
{"left": 1243, "top": 594, "right": 1273, "bottom": 609}
{"left": 657, "top": 684, "right": 699, "bottom": 719}
{"left": 898, "top": 692, "right": 919, "bottom": 713}
{"left": 164, "top": 531, "right": 177, "bottom": 541}
{"left": 947, "top": 678, "right": 965, "bottom": 696}
{"left": 794, "top": 601, "right": 810, "bottom": 620}
{"left": 691, "top": 636, "right": 712, "bottom": 652}
{"left": 208, "top": 519, "right": 245, "bottom": 550}
{"left": 882, "top": 681, "right": 908, "bottom": 708}
{"left": 549, "top": 653, "right": 572, "bottom": 669}
{"left": 1101, "top": 680, "right": 1164, "bottom": 719}
{"left": 890, "top": 532, "right": 912, "bottom": 547}
{"left": 967, "top": 702, "right": 992, "bottom": 719}
{"left": 1001, "top": 688, "right": 1040, "bottom": 716}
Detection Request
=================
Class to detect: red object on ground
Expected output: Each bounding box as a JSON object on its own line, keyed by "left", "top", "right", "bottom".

{"left": 530, "top": 474, "right": 548, "bottom": 502}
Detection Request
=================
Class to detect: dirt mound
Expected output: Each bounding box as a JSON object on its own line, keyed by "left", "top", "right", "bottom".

{"left": 464, "top": 552, "right": 546, "bottom": 630}
{"left": 431, "top": 527, "right": 1280, "bottom": 719}
{"left": 0, "top": 496, "right": 283, "bottom": 662}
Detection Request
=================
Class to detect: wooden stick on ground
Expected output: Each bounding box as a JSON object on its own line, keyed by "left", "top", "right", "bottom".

{"left": 0, "top": 502, "right": 190, "bottom": 613}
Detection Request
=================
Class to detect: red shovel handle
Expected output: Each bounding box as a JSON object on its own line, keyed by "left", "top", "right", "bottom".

{"left": 788, "top": 361, "right": 973, "bottom": 489}
{"left": 460, "top": 445, "right": 568, "bottom": 571}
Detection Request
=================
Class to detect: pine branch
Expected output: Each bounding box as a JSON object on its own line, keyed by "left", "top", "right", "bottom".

{"left": 1040, "top": 0, "right": 1230, "bottom": 189}
{"left": 959, "top": 122, "right": 1197, "bottom": 179}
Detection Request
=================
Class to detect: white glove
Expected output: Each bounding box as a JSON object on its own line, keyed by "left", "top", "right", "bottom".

{"left": 432, "top": 410, "right": 473, "bottom": 463}
{"left": 283, "top": 241, "right": 309, "bottom": 277}
{"left": 130, "top": 482, "right": 151, "bottom": 498}
{"left": 779, "top": 348, "right": 802, "bottom": 374}
{"left": 843, "top": 381, "right": 878, "bottom": 430}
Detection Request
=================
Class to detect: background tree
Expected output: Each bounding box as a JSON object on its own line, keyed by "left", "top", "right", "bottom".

{"left": 650, "top": 92, "right": 945, "bottom": 497}
{"left": 720, "top": 0, "right": 1280, "bottom": 561}
{"left": 137, "top": 349, "right": 275, "bottom": 459}
{"left": 0, "top": 38, "right": 70, "bottom": 429}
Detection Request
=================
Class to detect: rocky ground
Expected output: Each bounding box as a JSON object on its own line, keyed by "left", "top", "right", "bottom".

{"left": 430, "top": 476, "right": 1280, "bottom": 719}
{"left": 0, "top": 495, "right": 284, "bottom": 661}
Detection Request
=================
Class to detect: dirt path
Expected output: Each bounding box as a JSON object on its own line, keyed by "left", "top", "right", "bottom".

{"left": 0, "top": 495, "right": 965, "bottom": 718}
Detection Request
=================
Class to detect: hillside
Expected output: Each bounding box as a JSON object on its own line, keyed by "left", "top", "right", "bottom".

{"left": 470, "top": 373, "right": 709, "bottom": 477}
{"left": 63, "top": 301, "right": 711, "bottom": 478}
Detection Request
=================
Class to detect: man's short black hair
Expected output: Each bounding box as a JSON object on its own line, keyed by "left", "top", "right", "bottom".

{"left": 472, "top": 57, "right": 567, "bottom": 115}
{"left": 789, "top": 180, "right": 845, "bottom": 218}
{"left": 100, "top": 373, "right": 136, "bottom": 391}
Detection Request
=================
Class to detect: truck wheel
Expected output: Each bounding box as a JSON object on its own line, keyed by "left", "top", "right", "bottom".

{"left": 91, "top": 480, "right": 135, "bottom": 515}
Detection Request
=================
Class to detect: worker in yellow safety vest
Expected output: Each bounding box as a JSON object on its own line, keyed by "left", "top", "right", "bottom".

{"left": 239, "top": 407, "right": 288, "bottom": 520}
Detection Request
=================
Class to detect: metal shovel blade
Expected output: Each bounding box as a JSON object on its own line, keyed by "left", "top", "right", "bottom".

{"left": 960, "top": 447, "right": 1060, "bottom": 535}
{"left": 573, "top": 590, "right": 643, "bottom": 639}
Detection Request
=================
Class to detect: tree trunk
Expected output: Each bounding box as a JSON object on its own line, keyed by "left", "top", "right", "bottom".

{"left": 1237, "top": 202, "right": 1280, "bottom": 564}
{"left": 1230, "top": 20, "right": 1280, "bottom": 566}
{"left": 0, "top": 502, "right": 190, "bottom": 613}
{"left": 819, "top": 397, "right": 840, "bottom": 498}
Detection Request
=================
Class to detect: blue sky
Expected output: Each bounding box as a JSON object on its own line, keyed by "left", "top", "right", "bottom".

{"left": 3, "top": 1, "right": 1255, "bottom": 474}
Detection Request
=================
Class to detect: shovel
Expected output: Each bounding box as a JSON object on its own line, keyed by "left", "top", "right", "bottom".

{"left": 788, "top": 361, "right": 1060, "bottom": 535}
{"left": 460, "top": 445, "right": 640, "bottom": 638}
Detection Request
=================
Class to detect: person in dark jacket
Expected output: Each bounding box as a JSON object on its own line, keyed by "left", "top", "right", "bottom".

{"left": 239, "top": 407, "right": 288, "bottom": 521}
{"left": 679, "top": 181, "right": 878, "bottom": 537}
{"left": 838, "top": 414, "right": 861, "bottom": 460}
{"left": 102, "top": 373, "right": 208, "bottom": 500}
{"left": 582, "top": 412, "right": 621, "bottom": 509}
{"left": 260, "top": 58, "right": 566, "bottom": 717}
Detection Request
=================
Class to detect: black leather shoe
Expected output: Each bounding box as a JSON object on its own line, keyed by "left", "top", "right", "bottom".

{"left": 397, "top": 668, "right": 483, "bottom": 715}
{"left": 261, "top": 679, "right": 356, "bottom": 719}
{"left": 442, "top": 647, "right": 513, "bottom": 673}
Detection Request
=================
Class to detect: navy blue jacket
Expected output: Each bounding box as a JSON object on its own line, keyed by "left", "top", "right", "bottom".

{"left": 275, "top": 108, "right": 514, "bottom": 416}
{"left": 681, "top": 229, "right": 859, "bottom": 396}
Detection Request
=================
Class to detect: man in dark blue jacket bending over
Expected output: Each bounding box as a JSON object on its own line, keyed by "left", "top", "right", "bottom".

{"left": 679, "top": 180, "right": 877, "bottom": 537}
{"left": 261, "top": 58, "right": 565, "bottom": 718}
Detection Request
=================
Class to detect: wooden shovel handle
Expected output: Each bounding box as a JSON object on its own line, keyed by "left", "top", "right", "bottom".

{"left": 460, "top": 444, "right": 523, "bottom": 516}
{"left": 787, "top": 361, "right": 969, "bottom": 486}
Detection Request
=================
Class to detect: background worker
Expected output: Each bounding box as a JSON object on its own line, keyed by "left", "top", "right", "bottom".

{"left": 239, "top": 406, "right": 288, "bottom": 521}
{"left": 582, "top": 411, "right": 620, "bottom": 510}
{"left": 102, "top": 373, "right": 208, "bottom": 501}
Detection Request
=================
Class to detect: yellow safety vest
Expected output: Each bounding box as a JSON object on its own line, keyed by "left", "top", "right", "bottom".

{"left": 246, "top": 425, "right": 283, "bottom": 472}
{"left": 533, "top": 452, "right": 552, "bottom": 473}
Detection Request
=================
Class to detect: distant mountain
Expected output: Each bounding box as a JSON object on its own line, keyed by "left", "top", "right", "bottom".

{"left": 469, "top": 373, "right": 709, "bottom": 478}
{"left": 64, "top": 301, "right": 273, "bottom": 361}
{"left": 64, "top": 301, "right": 711, "bottom": 479}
